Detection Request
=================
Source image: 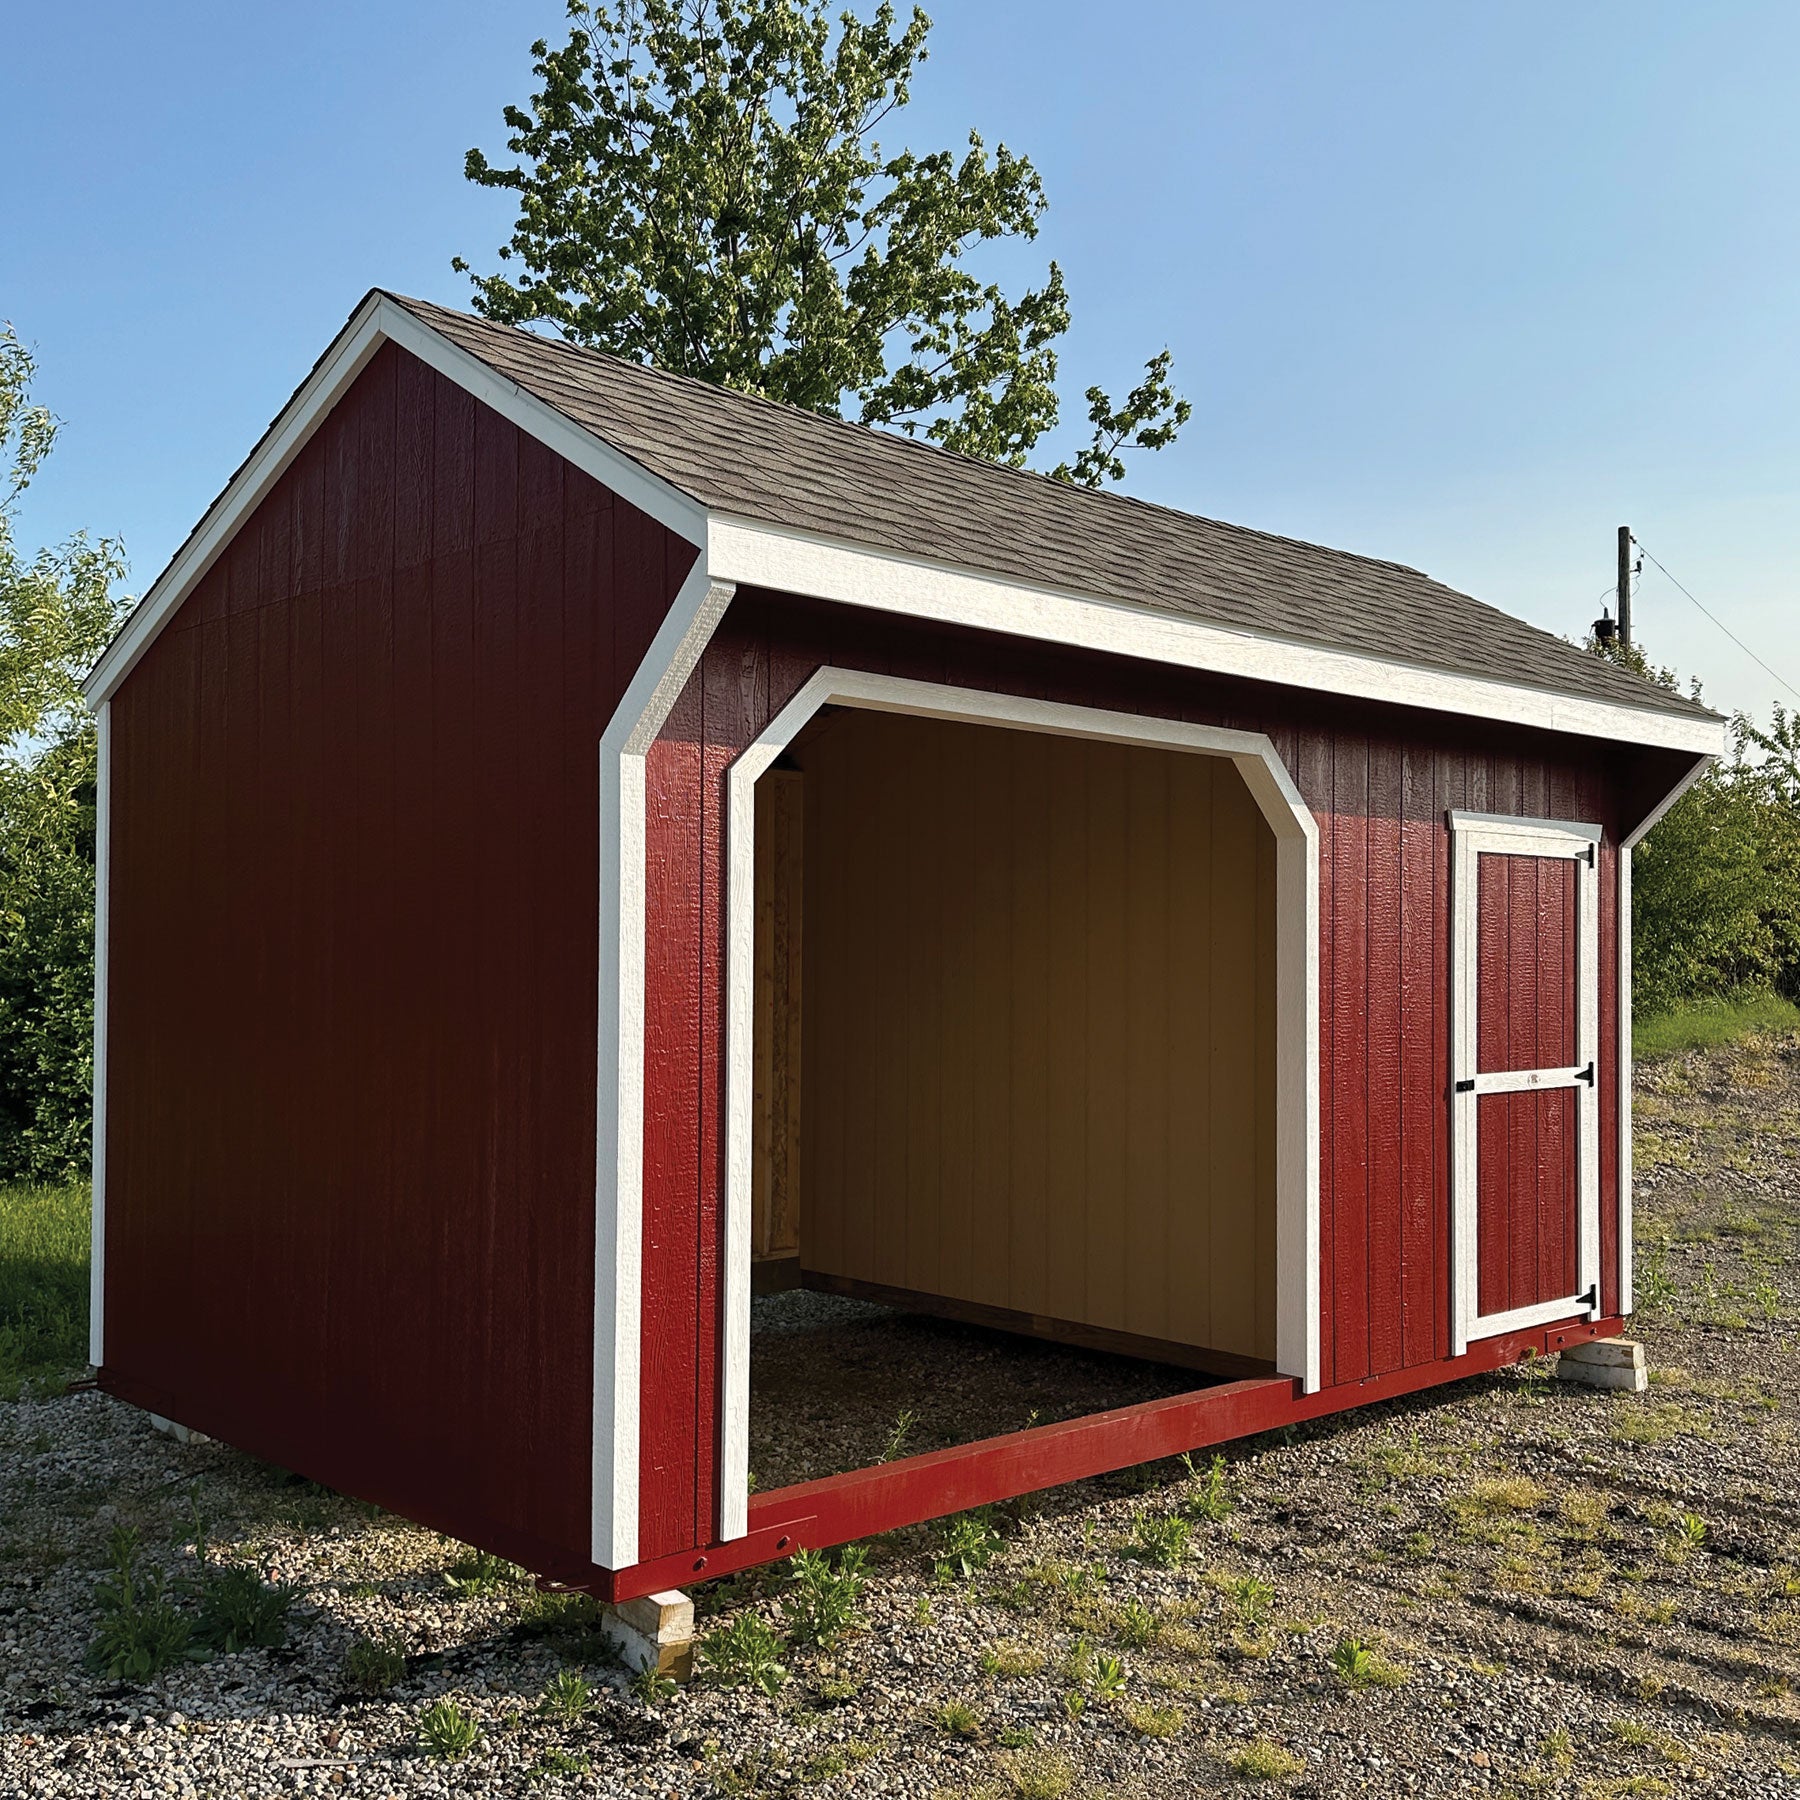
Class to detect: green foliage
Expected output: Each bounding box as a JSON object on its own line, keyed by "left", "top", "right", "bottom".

{"left": 457, "top": 0, "right": 1187, "bottom": 483}
{"left": 1089, "top": 1650, "right": 1126, "bottom": 1699}
{"left": 702, "top": 1610, "right": 789, "bottom": 1692}
{"left": 419, "top": 1696, "right": 483, "bottom": 1761}
{"left": 1113, "top": 1599, "right": 1158, "bottom": 1648}
{"left": 0, "top": 325, "right": 127, "bottom": 1180}
{"left": 1127, "top": 1512, "right": 1191, "bottom": 1568}
{"left": 0, "top": 1179, "right": 87, "bottom": 1387}
{"left": 1633, "top": 987, "right": 1800, "bottom": 1060}
{"left": 1628, "top": 712, "right": 1800, "bottom": 1019}
{"left": 779, "top": 1543, "right": 867, "bottom": 1648}
{"left": 1229, "top": 1738, "right": 1306, "bottom": 1781}
{"left": 86, "top": 1527, "right": 200, "bottom": 1681}
{"left": 193, "top": 1562, "right": 296, "bottom": 1653}
{"left": 628, "top": 1662, "right": 679, "bottom": 1704}
{"left": 935, "top": 1506, "right": 1003, "bottom": 1581}
{"left": 343, "top": 1634, "right": 408, "bottom": 1694}
{"left": 538, "top": 1668, "right": 593, "bottom": 1720}
{"left": 444, "top": 1545, "right": 529, "bottom": 1595}
{"left": 1329, "top": 1635, "right": 1375, "bottom": 1685}
{"left": 1181, "top": 1450, "right": 1234, "bottom": 1523}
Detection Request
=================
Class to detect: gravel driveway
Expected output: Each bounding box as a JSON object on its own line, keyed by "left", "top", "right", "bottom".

{"left": 3, "top": 1030, "right": 1798, "bottom": 1798}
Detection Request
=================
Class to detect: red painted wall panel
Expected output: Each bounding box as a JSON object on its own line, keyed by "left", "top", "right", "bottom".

{"left": 637, "top": 590, "right": 1642, "bottom": 1546}
{"left": 103, "top": 341, "right": 694, "bottom": 1573}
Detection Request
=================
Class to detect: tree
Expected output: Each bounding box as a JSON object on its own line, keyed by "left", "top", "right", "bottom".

{"left": 0, "top": 323, "right": 127, "bottom": 1178}
{"left": 1589, "top": 634, "right": 1800, "bottom": 1016}
{"left": 455, "top": 0, "right": 1190, "bottom": 483}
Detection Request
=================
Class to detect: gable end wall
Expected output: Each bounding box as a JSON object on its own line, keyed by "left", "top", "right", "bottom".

{"left": 100, "top": 340, "right": 695, "bottom": 1574}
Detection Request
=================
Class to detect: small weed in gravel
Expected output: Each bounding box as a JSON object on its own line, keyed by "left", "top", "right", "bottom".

{"left": 1121, "top": 1698, "right": 1183, "bottom": 1737}
{"left": 86, "top": 1526, "right": 198, "bottom": 1680}
{"left": 443, "top": 1544, "right": 527, "bottom": 1595}
{"left": 780, "top": 1543, "right": 867, "bottom": 1647}
{"left": 1090, "top": 1650, "right": 1126, "bottom": 1699}
{"left": 937, "top": 1508, "right": 1003, "bottom": 1580}
{"left": 343, "top": 1633, "right": 407, "bottom": 1694}
{"left": 193, "top": 1562, "right": 296, "bottom": 1653}
{"left": 704, "top": 1611, "right": 789, "bottom": 1693}
{"left": 996, "top": 1744, "right": 1074, "bottom": 1797}
{"left": 1114, "top": 1598, "right": 1159, "bottom": 1647}
{"left": 629, "top": 1663, "right": 679, "bottom": 1705}
{"left": 980, "top": 1638, "right": 1046, "bottom": 1678}
{"left": 936, "top": 1697, "right": 982, "bottom": 1737}
{"left": 538, "top": 1668, "right": 592, "bottom": 1720}
{"left": 1328, "top": 1634, "right": 1405, "bottom": 1689}
{"left": 418, "top": 1697, "right": 481, "bottom": 1761}
{"left": 1229, "top": 1738, "right": 1306, "bottom": 1780}
{"left": 1127, "top": 1511, "right": 1191, "bottom": 1567}
{"left": 1181, "top": 1450, "right": 1233, "bottom": 1521}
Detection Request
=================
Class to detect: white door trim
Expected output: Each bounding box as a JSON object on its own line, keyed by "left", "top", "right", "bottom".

{"left": 1449, "top": 811, "right": 1601, "bottom": 1356}
{"left": 718, "top": 669, "right": 1323, "bottom": 1542}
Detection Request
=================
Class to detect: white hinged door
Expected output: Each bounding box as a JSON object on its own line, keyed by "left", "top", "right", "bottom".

{"left": 1450, "top": 810, "right": 1602, "bottom": 1354}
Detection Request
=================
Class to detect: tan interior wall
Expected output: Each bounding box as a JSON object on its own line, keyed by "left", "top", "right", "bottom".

{"left": 768, "top": 708, "right": 1278, "bottom": 1365}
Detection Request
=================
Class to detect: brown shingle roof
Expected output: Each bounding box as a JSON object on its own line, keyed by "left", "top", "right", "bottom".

{"left": 391, "top": 292, "right": 1712, "bottom": 723}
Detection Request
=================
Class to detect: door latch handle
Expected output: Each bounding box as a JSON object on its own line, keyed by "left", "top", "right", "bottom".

{"left": 1454, "top": 1078, "right": 1475, "bottom": 1093}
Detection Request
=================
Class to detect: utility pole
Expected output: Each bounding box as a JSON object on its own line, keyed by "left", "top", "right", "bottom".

{"left": 1617, "top": 525, "right": 1633, "bottom": 650}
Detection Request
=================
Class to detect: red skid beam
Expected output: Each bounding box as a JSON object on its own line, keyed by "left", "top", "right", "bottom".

{"left": 602, "top": 1314, "right": 1618, "bottom": 1600}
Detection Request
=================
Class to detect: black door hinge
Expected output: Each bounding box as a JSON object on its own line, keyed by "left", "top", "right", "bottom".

{"left": 1578, "top": 1283, "right": 1598, "bottom": 1310}
{"left": 1585, "top": 841, "right": 1596, "bottom": 867}
{"left": 1576, "top": 1062, "right": 1595, "bottom": 1086}
{"left": 1454, "top": 1078, "right": 1476, "bottom": 1093}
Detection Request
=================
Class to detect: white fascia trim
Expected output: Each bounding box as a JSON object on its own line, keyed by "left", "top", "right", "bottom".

{"left": 592, "top": 563, "right": 737, "bottom": 1572}
{"left": 81, "top": 295, "right": 707, "bottom": 709}
{"left": 718, "top": 669, "right": 1323, "bottom": 1543}
{"left": 89, "top": 701, "right": 111, "bottom": 1368}
{"left": 704, "top": 517, "right": 1729, "bottom": 759}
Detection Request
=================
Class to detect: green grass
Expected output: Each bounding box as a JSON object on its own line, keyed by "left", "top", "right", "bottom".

{"left": 0, "top": 1181, "right": 90, "bottom": 1390}
{"left": 1633, "top": 989, "right": 1800, "bottom": 1061}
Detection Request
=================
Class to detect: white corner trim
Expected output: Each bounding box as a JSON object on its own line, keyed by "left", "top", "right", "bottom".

{"left": 1618, "top": 844, "right": 1633, "bottom": 1316}
{"left": 88, "top": 701, "right": 111, "bottom": 1369}
{"left": 717, "top": 670, "right": 1323, "bottom": 1543}
{"left": 704, "top": 516, "right": 1730, "bottom": 760}
{"left": 592, "top": 564, "right": 736, "bottom": 1572}
{"left": 1448, "top": 812, "right": 1602, "bottom": 1357}
{"left": 81, "top": 295, "right": 707, "bottom": 710}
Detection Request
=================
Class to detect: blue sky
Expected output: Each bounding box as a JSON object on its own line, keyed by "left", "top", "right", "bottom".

{"left": 6, "top": 2, "right": 1798, "bottom": 721}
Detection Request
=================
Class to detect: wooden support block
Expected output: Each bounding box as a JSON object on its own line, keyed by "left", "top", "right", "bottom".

{"left": 1554, "top": 1337, "right": 1647, "bottom": 1392}
{"left": 148, "top": 1412, "right": 213, "bottom": 1447}
{"left": 600, "top": 1588, "right": 696, "bottom": 1681}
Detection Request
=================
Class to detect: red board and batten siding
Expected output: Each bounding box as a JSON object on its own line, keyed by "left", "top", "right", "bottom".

{"left": 635, "top": 588, "right": 1632, "bottom": 1560}
{"left": 102, "top": 342, "right": 695, "bottom": 1577}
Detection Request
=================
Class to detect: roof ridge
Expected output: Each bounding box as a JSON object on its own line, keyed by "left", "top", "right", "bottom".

{"left": 384, "top": 290, "right": 1435, "bottom": 583}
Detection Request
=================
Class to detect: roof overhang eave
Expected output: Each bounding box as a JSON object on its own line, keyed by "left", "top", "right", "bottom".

{"left": 703, "top": 513, "right": 1729, "bottom": 760}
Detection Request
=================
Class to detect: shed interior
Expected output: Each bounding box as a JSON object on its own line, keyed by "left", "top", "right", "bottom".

{"left": 749, "top": 707, "right": 1281, "bottom": 1483}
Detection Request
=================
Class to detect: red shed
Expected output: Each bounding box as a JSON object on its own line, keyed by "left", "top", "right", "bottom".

{"left": 84, "top": 292, "right": 1724, "bottom": 1600}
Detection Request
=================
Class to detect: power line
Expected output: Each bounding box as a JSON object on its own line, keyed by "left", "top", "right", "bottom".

{"left": 1632, "top": 539, "right": 1800, "bottom": 707}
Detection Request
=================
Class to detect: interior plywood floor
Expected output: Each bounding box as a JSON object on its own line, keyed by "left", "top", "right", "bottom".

{"left": 748, "top": 1289, "right": 1218, "bottom": 1494}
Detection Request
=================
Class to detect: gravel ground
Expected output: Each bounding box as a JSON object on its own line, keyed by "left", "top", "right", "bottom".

{"left": 3, "top": 1030, "right": 1799, "bottom": 1798}
{"left": 750, "top": 1289, "right": 1205, "bottom": 1490}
